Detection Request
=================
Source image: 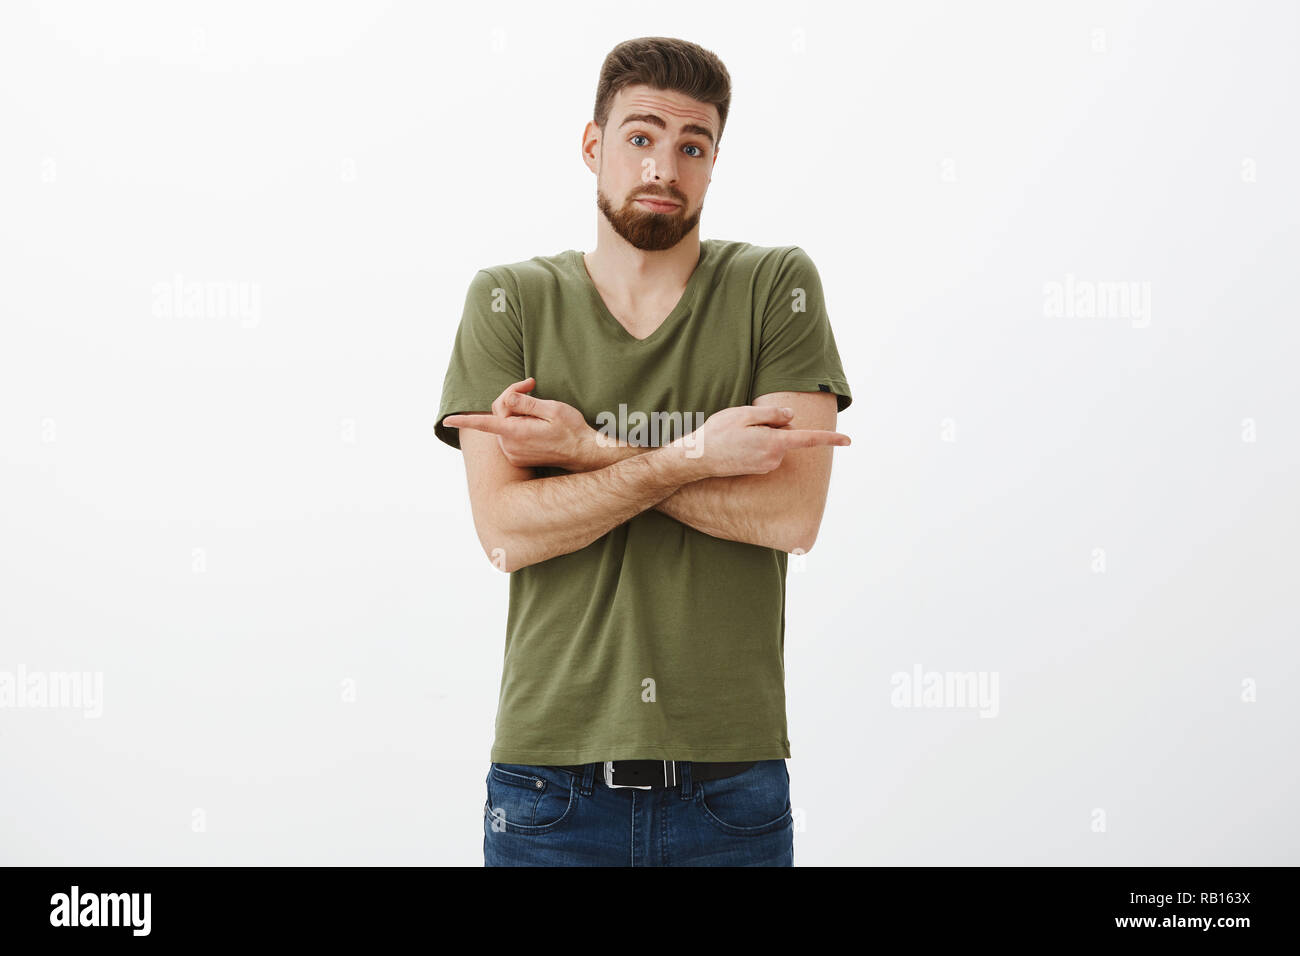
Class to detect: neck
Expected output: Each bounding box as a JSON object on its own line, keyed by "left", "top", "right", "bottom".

{"left": 583, "top": 229, "right": 703, "bottom": 302}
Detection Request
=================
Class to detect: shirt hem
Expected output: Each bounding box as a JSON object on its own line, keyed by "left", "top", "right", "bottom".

{"left": 490, "top": 743, "right": 792, "bottom": 764}
{"left": 750, "top": 377, "right": 852, "bottom": 411}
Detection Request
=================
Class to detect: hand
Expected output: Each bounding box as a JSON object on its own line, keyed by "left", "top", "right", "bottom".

{"left": 676, "top": 404, "right": 850, "bottom": 478}
{"left": 442, "top": 378, "right": 599, "bottom": 471}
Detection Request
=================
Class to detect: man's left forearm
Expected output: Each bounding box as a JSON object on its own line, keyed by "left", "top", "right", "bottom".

{"left": 572, "top": 435, "right": 824, "bottom": 552}
{"left": 488, "top": 387, "right": 844, "bottom": 552}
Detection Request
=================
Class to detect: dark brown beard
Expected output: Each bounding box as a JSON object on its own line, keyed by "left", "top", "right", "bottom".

{"left": 596, "top": 187, "right": 702, "bottom": 251}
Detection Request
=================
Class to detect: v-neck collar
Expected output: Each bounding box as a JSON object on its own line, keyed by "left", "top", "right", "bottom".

{"left": 570, "top": 241, "right": 711, "bottom": 345}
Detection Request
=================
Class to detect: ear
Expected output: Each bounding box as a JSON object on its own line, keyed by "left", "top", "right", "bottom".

{"left": 581, "top": 121, "right": 601, "bottom": 174}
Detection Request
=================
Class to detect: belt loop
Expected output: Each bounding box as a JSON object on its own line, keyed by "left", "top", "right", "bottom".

{"left": 580, "top": 762, "right": 596, "bottom": 795}
{"left": 678, "top": 761, "right": 693, "bottom": 800}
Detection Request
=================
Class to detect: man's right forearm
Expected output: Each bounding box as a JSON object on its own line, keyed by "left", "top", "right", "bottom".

{"left": 482, "top": 444, "right": 707, "bottom": 571}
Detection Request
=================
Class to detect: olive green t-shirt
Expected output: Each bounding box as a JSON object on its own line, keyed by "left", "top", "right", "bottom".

{"left": 435, "top": 238, "right": 852, "bottom": 764}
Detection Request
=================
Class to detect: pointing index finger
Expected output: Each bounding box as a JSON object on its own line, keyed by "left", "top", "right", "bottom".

{"left": 441, "top": 413, "right": 509, "bottom": 435}
{"left": 776, "top": 428, "right": 851, "bottom": 448}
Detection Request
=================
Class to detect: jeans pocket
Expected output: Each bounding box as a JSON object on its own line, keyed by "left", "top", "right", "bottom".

{"left": 694, "top": 760, "right": 792, "bottom": 836}
{"left": 484, "top": 763, "right": 578, "bottom": 834}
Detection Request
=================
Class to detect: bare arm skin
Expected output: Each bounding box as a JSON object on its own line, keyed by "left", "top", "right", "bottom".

{"left": 451, "top": 427, "right": 707, "bottom": 572}
{"left": 649, "top": 390, "right": 838, "bottom": 552}
{"left": 568, "top": 390, "right": 838, "bottom": 552}
{"left": 446, "top": 379, "right": 849, "bottom": 558}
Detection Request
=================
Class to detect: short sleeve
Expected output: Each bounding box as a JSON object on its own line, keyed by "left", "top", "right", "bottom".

{"left": 434, "top": 268, "right": 525, "bottom": 450}
{"left": 749, "top": 246, "right": 852, "bottom": 412}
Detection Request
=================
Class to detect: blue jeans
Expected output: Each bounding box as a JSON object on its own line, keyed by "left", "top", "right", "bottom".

{"left": 483, "top": 759, "right": 794, "bottom": 866}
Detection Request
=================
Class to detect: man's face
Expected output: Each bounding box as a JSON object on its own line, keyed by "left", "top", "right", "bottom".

{"left": 591, "top": 84, "right": 719, "bottom": 252}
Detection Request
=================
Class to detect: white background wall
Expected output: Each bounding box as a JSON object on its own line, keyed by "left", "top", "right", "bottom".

{"left": 1, "top": 0, "right": 1295, "bottom": 865}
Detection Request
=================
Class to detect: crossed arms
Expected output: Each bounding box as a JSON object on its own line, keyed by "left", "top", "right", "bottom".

{"left": 443, "top": 378, "right": 850, "bottom": 572}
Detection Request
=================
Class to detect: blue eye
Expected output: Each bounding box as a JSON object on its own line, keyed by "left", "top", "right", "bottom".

{"left": 629, "top": 134, "right": 704, "bottom": 157}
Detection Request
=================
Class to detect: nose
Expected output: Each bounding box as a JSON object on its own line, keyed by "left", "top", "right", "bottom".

{"left": 648, "top": 146, "right": 678, "bottom": 186}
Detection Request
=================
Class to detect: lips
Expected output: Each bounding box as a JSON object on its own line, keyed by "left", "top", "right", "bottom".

{"left": 636, "top": 197, "right": 681, "bottom": 211}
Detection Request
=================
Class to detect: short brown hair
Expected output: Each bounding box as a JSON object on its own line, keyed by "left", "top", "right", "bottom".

{"left": 593, "top": 37, "right": 732, "bottom": 148}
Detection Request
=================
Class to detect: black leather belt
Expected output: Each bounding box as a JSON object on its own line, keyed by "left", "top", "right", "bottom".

{"left": 554, "top": 760, "right": 755, "bottom": 789}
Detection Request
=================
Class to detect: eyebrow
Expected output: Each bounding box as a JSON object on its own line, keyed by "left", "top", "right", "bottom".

{"left": 618, "top": 112, "right": 715, "bottom": 148}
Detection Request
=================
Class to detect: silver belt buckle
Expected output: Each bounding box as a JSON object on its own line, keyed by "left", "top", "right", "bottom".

{"left": 604, "top": 760, "right": 675, "bottom": 789}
